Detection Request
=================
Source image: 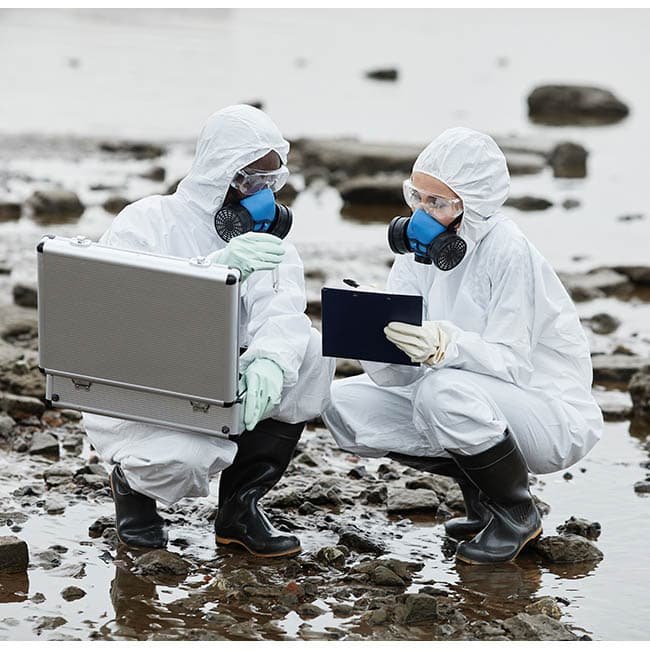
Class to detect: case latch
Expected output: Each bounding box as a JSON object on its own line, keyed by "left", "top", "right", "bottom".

{"left": 72, "top": 378, "right": 92, "bottom": 391}
{"left": 190, "top": 400, "right": 210, "bottom": 413}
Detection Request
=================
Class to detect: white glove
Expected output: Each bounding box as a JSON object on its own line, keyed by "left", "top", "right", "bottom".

{"left": 207, "top": 231, "right": 284, "bottom": 282}
{"left": 384, "top": 321, "right": 450, "bottom": 366}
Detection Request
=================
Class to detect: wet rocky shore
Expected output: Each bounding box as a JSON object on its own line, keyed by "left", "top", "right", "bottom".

{"left": 1, "top": 82, "right": 649, "bottom": 640}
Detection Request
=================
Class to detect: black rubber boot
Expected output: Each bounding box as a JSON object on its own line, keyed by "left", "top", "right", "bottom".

{"left": 387, "top": 452, "right": 491, "bottom": 539}
{"left": 448, "top": 430, "right": 542, "bottom": 564}
{"left": 214, "top": 418, "right": 304, "bottom": 558}
{"left": 109, "top": 464, "right": 168, "bottom": 549}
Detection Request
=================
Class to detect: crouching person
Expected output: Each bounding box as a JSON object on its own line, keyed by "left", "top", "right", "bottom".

{"left": 323, "top": 128, "right": 603, "bottom": 565}
{"left": 83, "top": 105, "right": 335, "bottom": 557}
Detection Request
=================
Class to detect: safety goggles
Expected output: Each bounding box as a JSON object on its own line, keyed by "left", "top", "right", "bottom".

{"left": 231, "top": 165, "right": 290, "bottom": 196}
{"left": 402, "top": 178, "right": 463, "bottom": 220}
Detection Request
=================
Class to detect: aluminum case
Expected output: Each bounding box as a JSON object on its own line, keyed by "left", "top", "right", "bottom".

{"left": 37, "top": 235, "right": 242, "bottom": 437}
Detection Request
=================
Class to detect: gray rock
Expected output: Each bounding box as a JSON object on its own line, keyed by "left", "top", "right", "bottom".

{"left": 634, "top": 480, "right": 650, "bottom": 494}
{"left": 630, "top": 366, "right": 650, "bottom": 418}
{"left": 0, "top": 535, "right": 29, "bottom": 572}
{"left": 102, "top": 196, "right": 130, "bottom": 215}
{"left": 139, "top": 166, "right": 166, "bottom": 182}
{"left": 352, "top": 558, "right": 423, "bottom": 583}
{"left": 33, "top": 616, "right": 67, "bottom": 633}
{"left": 338, "top": 529, "right": 386, "bottom": 555}
{"left": 88, "top": 515, "right": 114, "bottom": 538}
{"left": 592, "top": 355, "right": 650, "bottom": 383}
{"left": 556, "top": 516, "right": 602, "bottom": 540}
{"left": 305, "top": 480, "right": 342, "bottom": 506}
{"left": 365, "top": 67, "right": 399, "bottom": 81}
{"left": 534, "top": 534, "right": 603, "bottom": 563}
{"left": 0, "top": 392, "right": 45, "bottom": 419}
{"left": 45, "top": 494, "right": 67, "bottom": 515}
{"left": 60, "top": 408, "right": 82, "bottom": 421}
{"left": 12, "top": 283, "right": 37, "bottom": 308}
{"left": 593, "top": 387, "right": 632, "bottom": 421}
{"left": 396, "top": 593, "right": 438, "bottom": 625}
{"left": 0, "top": 511, "right": 28, "bottom": 526}
{"left": 562, "top": 198, "right": 581, "bottom": 210}
{"left": 502, "top": 613, "right": 577, "bottom": 640}
{"left": 99, "top": 140, "right": 165, "bottom": 159}
{"left": 0, "top": 201, "right": 21, "bottom": 222}
{"left": 504, "top": 196, "right": 553, "bottom": 211}
{"left": 294, "top": 137, "right": 421, "bottom": 177}
{"left": 371, "top": 565, "right": 405, "bottom": 587}
{"left": 583, "top": 312, "right": 620, "bottom": 335}
{"left": 549, "top": 142, "right": 588, "bottom": 178}
{"left": 525, "top": 596, "right": 562, "bottom": 619}
{"left": 61, "top": 585, "right": 86, "bottom": 601}
{"left": 337, "top": 174, "right": 404, "bottom": 205}
{"left": 387, "top": 486, "right": 439, "bottom": 513}
{"left": 405, "top": 474, "right": 455, "bottom": 498}
{"left": 444, "top": 483, "right": 466, "bottom": 511}
{"left": 34, "top": 549, "right": 63, "bottom": 569}
{"left": 558, "top": 268, "right": 632, "bottom": 301}
{"left": 316, "top": 546, "right": 347, "bottom": 568}
{"left": 527, "top": 84, "right": 629, "bottom": 125}
{"left": 613, "top": 265, "right": 650, "bottom": 286}
{"left": 0, "top": 413, "right": 15, "bottom": 436}
{"left": 29, "top": 431, "right": 59, "bottom": 456}
{"left": 0, "top": 346, "right": 44, "bottom": 397}
{"left": 135, "top": 549, "right": 190, "bottom": 576}
{"left": 27, "top": 190, "right": 84, "bottom": 223}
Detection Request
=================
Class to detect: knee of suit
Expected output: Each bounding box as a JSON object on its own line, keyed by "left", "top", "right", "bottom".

{"left": 413, "top": 369, "right": 467, "bottom": 427}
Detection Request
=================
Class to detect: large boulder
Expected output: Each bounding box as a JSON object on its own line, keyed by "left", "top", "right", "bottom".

{"left": 549, "top": 142, "right": 588, "bottom": 178}
{"left": 504, "top": 196, "right": 553, "bottom": 211}
{"left": 26, "top": 190, "right": 85, "bottom": 223}
{"left": 0, "top": 342, "right": 44, "bottom": 398}
{"left": 337, "top": 175, "right": 404, "bottom": 205}
{"left": 99, "top": 140, "right": 165, "bottom": 159}
{"left": 527, "top": 84, "right": 629, "bottom": 125}
{"left": 294, "top": 138, "right": 421, "bottom": 177}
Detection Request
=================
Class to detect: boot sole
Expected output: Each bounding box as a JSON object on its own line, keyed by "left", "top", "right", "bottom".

{"left": 215, "top": 535, "right": 302, "bottom": 558}
{"left": 455, "top": 526, "right": 543, "bottom": 565}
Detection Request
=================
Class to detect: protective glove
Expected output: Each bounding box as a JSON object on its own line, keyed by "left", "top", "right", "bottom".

{"left": 384, "top": 321, "right": 450, "bottom": 366}
{"left": 207, "top": 231, "right": 284, "bottom": 282}
{"left": 239, "top": 358, "right": 284, "bottom": 430}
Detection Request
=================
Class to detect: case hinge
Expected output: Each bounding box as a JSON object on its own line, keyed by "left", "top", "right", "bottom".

{"left": 190, "top": 400, "right": 210, "bottom": 413}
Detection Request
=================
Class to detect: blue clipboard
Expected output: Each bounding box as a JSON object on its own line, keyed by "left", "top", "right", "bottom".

{"left": 321, "top": 287, "right": 423, "bottom": 366}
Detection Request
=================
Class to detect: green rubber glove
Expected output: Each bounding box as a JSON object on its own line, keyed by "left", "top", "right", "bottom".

{"left": 207, "top": 231, "right": 284, "bottom": 282}
{"left": 239, "top": 358, "right": 284, "bottom": 430}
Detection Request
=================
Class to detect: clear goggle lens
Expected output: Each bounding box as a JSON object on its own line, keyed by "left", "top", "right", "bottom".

{"left": 231, "top": 165, "right": 290, "bottom": 196}
{"left": 402, "top": 179, "right": 463, "bottom": 220}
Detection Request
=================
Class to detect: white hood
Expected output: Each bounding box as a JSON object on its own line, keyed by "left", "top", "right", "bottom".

{"left": 176, "top": 104, "right": 290, "bottom": 219}
{"left": 413, "top": 127, "right": 510, "bottom": 250}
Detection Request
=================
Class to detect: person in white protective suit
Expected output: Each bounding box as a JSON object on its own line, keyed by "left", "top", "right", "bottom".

{"left": 322, "top": 127, "right": 603, "bottom": 565}
{"left": 82, "top": 105, "right": 335, "bottom": 557}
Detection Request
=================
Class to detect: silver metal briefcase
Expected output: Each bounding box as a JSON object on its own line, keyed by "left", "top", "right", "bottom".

{"left": 37, "top": 234, "right": 242, "bottom": 437}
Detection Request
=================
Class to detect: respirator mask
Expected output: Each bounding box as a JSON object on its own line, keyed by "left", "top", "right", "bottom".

{"left": 214, "top": 165, "right": 293, "bottom": 242}
{"left": 388, "top": 178, "right": 466, "bottom": 270}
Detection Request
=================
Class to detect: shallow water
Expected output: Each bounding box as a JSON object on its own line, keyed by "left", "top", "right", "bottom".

{"left": 1, "top": 7, "right": 650, "bottom": 641}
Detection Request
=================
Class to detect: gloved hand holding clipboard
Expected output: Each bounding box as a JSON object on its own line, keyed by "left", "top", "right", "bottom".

{"left": 321, "top": 282, "right": 423, "bottom": 366}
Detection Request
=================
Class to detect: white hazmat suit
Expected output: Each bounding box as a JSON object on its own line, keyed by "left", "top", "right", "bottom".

{"left": 83, "top": 105, "right": 334, "bottom": 505}
{"left": 323, "top": 128, "right": 603, "bottom": 474}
